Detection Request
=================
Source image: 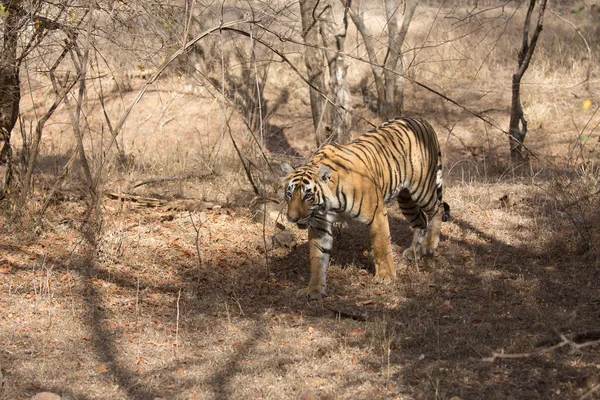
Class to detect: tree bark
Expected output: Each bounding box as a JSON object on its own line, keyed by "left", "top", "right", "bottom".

{"left": 0, "top": 0, "right": 23, "bottom": 199}
{"left": 509, "top": 0, "right": 546, "bottom": 163}
{"left": 346, "top": 0, "right": 416, "bottom": 120}
{"left": 319, "top": 0, "right": 350, "bottom": 144}
{"left": 383, "top": 0, "right": 417, "bottom": 119}
{"left": 345, "top": 0, "right": 385, "bottom": 111}
{"left": 300, "top": 0, "right": 328, "bottom": 146}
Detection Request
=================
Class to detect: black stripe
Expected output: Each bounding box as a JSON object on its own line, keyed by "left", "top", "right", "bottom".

{"left": 314, "top": 243, "right": 331, "bottom": 254}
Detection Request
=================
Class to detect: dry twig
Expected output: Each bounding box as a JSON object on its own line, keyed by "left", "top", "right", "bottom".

{"left": 484, "top": 332, "right": 600, "bottom": 363}
{"left": 323, "top": 303, "right": 367, "bottom": 321}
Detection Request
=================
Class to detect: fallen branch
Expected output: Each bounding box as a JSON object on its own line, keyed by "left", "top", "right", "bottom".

{"left": 484, "top": 332, "right": 600, "bottom": 363}
{"left": 323, "top": 303, "right": 367, "bottom": 321}
{"left": 536, "top": 329, "right": 600, "bottom": 347}
{"left": 581, "top": 383, "right": 600, "bottom": 400}
{"left": 105, "top": 192, "right": 218, "bottom": 211}
{"left": 129, "top": 171, "right": 213, "bottom": 189}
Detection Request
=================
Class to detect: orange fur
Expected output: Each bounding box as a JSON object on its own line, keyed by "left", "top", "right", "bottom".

{"left": 282, "top": 117, "right": 449, "bottom": 299}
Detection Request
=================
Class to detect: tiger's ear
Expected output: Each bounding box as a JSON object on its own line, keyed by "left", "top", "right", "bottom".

{"left": 318, "top": 165, "right": 332, "bottom": 182}
{"left": 281, "top": 162, "right": 294, "bottom": 175}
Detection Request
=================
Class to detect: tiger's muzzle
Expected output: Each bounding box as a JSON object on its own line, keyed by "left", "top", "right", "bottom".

{"left": 286, "top": 194, "right": 313, "bottom": 229}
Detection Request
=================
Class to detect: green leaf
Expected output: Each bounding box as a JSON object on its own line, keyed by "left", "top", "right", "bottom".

{"left": 571, "top": 5, "right": 584, "bottom": 13}
{"left": 0, "top": 4, "right": 6, "bottom": 17}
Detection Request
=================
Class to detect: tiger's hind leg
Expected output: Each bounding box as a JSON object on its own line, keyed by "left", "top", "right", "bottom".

{"left": 421, "top": 202, "right": 444, "bottom": 256}
{"left": 398, "top": 190, "right": 427, "bottom": 261}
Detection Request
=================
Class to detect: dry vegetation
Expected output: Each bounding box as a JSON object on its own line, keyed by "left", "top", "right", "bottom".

{"left": 1, "top": 1, "right": 599, "bottom": 399}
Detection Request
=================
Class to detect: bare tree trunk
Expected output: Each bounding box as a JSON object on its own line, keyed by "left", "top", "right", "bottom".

{"left": 383, "top": 0, "right": 417, "bottom": 119}
{"left": 72, "top": 5, "right": 94, "bottom": 191}
{"left": 0, "top": 0, "right": 22, "bottom": 199}
{"left": 345, "top": 0, "right": 385, "bottom": 111}
{"left": 347, "top": 0, "right": 416, "bottom": 120}
{"left": 300, "top": 0, "right": 328, "bottom": 146}
{"left": 391, "top": 0, "right": 417, "bottom": 117}
{"left": 320, "top": 0, "right": 350, "bottom": 144}
{"left": 509, "top": 0, "right": 547, "bottom": 164}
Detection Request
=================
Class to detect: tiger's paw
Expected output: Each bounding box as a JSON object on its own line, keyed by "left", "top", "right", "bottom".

{"left": 422, "top": 247, "right": 437, "bottom": 256}
{"left": 374, "top": 274, "right": 395, "bottom": 284}
{"left": 402, "top": 247, "right": 422, "bottom": 261}
{"left": 296, "top": 287, "right": 325, "bottom": 300}
{"left": 374, "top": 267, "right": 396, "bottom": 283}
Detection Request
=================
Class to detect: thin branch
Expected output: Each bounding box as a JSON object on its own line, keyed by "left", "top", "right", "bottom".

{"left": 224, "top": 112, "right": 260, "bottom": 196}
{"left": 39, "top": 148, "right": 79, "bottom": 216}
{"left": 129, "top": 172, "right": 213, "bottom": 189}
{"left": 250, "top": 21, "right": 537, "bottom": 155}
{"left": 72, "top": 3, "right": 94, "bottom": 190}
{"left": 536, "top": 329, "right": 600, "bottom": 348}
{"left": 21, "top": 39, "right": 79, "bottom": 204}
{"left": 580, "top": 383, "right": 600, "bottom": 400}
{"left": 188, "top": 211, "right": 207, "bottom": 287}
{"left": 323, "top": 303, "right": 367, "bottom": 321}
{"left": 95, "top": 18, "right": 250, "bottom": 181}
{"left": 517, "top": 0, "right": 547, "bottom": 78}
{"left": 484, "top": 332, "right": 600, "bottom": 363}
{"left": 220, "top": 26, "right": 365, "bottom": 128}
{"left": 175, "top": 288, "right": 181, "bottom": 360}
{"left": 548, "top": 8, "right": 591, "bottom": 87}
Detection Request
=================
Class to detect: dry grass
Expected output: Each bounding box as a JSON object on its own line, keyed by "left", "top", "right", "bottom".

{"left": 2, "top": 173, "right": 599, "bottom": 399}
{"left": 2, "top": 2, "right": 600, "bottom": 400}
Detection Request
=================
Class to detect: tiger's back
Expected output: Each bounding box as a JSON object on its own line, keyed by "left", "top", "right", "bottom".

{"left": 282, "top": 117, "right": 448, "bottom": 299}
{"left": 309, "top": 117, "right": 444, "bottom": 222}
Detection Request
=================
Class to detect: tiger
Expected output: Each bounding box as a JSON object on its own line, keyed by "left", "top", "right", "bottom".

{"left": 281, "top": 117, "right": 450, "bottom": 299}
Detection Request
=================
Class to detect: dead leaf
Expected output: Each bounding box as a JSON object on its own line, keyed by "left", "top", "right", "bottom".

{"left": 357, "top": 299, "right": 374, "bottom": 306}
{"left": 306, "top": 377, "right": 328, "bottom": 387}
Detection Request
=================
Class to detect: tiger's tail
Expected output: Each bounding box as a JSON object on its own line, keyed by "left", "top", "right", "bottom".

{"left": 436, "top": 150, "right": 450, "bottom": 222}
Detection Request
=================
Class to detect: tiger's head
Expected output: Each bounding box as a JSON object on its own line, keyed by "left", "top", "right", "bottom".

{"left": 281, "top": 162, "right": 332, "bottom": 229}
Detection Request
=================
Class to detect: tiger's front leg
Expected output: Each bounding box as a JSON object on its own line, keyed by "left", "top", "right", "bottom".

{"left": 297, "top": 224, "right": 333, "bottom": 300}
{"left": 369, "top": 205, "right": 396, "bottom": 281}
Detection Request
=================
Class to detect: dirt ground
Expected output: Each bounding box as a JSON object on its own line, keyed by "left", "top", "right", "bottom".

{"left": 1, "top": 3, "right": 600, "bottom": 399}
{"left": 2, "top": 82, "right": 600, "bottom": 400}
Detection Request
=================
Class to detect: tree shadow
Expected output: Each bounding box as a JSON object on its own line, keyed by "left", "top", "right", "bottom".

{"left": 266, "top": 197, "right": 599, "bottom": 397}
{"left": 3, "top": 164, "right": 598, "bottom": 399}
{"left": 264, "top": 122, "right": 301, "bottom": 158}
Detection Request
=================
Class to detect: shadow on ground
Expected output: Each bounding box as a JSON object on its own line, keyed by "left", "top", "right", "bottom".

{"left": 2, "top": 167, "right": 599, "bottom": 399}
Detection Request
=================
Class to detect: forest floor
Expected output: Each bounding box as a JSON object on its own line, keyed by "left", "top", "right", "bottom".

{"left": 2, "top": 165, "right": 600, "bottom": 400}
{"left": 2, "top": 42, "right": 600, "bottom": 400}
